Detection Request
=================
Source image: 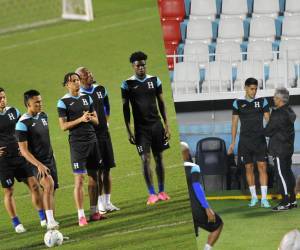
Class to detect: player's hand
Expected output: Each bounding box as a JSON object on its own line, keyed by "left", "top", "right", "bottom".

{"left": 227, "top": 143, "right": 235, "bottom": 155}
{"left": 0, "top": 147, "right": 6, "bottom": 157}
{"left": 128, "top": 132, "right": 136, "bottom": 145}
{"left": 164, "top": 126, "right": 171, "bottom": 141}
{"left": 295, "top": 176, "right": 300, "bottom": 194}
{"left": 205, "top": 208, "right": 216, "bottom": 223}
{"left": 80, "top": 111, "right": 91, "bottom": 123}
{"left": 36, "top": 164, "right": 50, "bottom": 179}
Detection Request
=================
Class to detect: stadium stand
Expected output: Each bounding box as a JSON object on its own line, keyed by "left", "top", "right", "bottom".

{"left": 158, "top": 0, "right": 300, "bottom": 101}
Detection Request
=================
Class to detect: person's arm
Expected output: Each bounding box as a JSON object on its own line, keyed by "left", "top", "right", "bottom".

{"left": 15, "top": 121, "right": 49, "bottom": 178}
{"left": 88, "top": 96, "right": 98, "bottom": 126}
{"left": 121, "top": 81, "right": 135, "bottom": 144}
{"left": 228, "top": 100, "right": 239, "bottom": 155}
{"left": 262, "top": 98, "right": 270, "bottom": 122}
{"left": 58, "top": 112, "right": 90, "bottom": 131}
{"left": 264, "top": 111, "right": 279, "bottom": 137}
{"left": 103, "top": 88, "right": 110, "bottom": 122}
{"left": 156, "top": 77, "right": 170, "bottom": 140}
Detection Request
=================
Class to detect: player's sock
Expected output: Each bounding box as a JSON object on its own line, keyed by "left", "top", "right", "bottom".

{"left": 261, "top": 186, "right": 268, "bottom": 200}
{"left": 204, "top": 243, "right": 212, "bottom": 250}
{"left": 45, "top": 210, "right": 55, "bottom": 223}
{"left": 38, "top": 209, "right": 46, "bottom": 222}
{"left": 90, "top": 206, "right": 97, "bottom": 215}
{"left": 105, "top": 194, "right": 111, "bottom": 205}
{"left": 249, "top": 186, "right": 257, "bottom": 199}
{"left": 148, "top": 185, "right": 156, "bottom": 195}
{"left": 158, "top": 184, "right": 164, "bottom": 193}
{"left": 12, "top": 216, "right": 21, "bottom": 227}
{"left": 78, "top": 209, "right": 85, "bottom": 219}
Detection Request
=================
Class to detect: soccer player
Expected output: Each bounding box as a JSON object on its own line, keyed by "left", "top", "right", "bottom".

{"left": 121, "top": 51, "right": 171, "bottom": 205}
{"left": 15, "top": 90, "right": 59, "bottom": 229}
{"left": 264, "top": 88, "right": 296, "bottom": 211}
{"left": 76, "top": 67, "right": 119, "bottom": 213}
{"left": 57, "top": 72, "right": 102, "bottom": 226}
{"left": 0, "top": 87, "right": 45, "bottom": 233}
{"left": 181, "top": 142, "right": 223, "bottom": 250}
{"left": 228, "top": 78, "right": 271, "bottom": 208}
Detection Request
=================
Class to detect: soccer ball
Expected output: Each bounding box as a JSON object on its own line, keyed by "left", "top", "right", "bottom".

{"left": 44, "top": 230, "right": 63, "bottom": 248}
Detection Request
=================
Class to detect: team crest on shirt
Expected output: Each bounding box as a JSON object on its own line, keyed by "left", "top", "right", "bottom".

{"left": 96, "top": 91, "right": 103, "bottom": 99}
{"left": 147, "top": 81, "right": 154, "bottom": 89}
{"left": 7, "top": 113, "right": 15, "bottom": 120}
{"left": 254, "top": 101, "right": 260, "bottom": 108}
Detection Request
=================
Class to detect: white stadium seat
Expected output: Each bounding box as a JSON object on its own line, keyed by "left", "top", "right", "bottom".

{"left": 184, "top": 43, "right": 209, "bottom": 64}
{"left": 285, "top": 0, "right": 300, "bottom": 16}
{"left": 221, "top": 0, "right": 248, "bottom": 19}
{"left": 173, "top": 62, "right": 200, "bottom": 94}
{"left": 266, "top": 60, "right": 296, "bottom": 88}
{"left": 215, "top": 42, "right": 242, "bottom": 63}
{"left": 235, "top": 61, "right": 264, "bottom": 90}
{"left": 202, "top": 62, "right": 233, "bottom": 92}
{"left": 282, "top": 15, "right": 300, "bottom": 39}
{"left": 185, "top": 19, "right": 213, "bottom": 44}
{"left": 253, "top": 0, "right": 280, "bottom": 18}
{"left": 279, "top": 39, "right": 300, "bottom": 61}
{"left": 247, "top": 41, "right": 274, "bottom": 62}
{"left": 217, "top": 18, "right": 244, "bottom": 43}
{"left": 249, "top": 16, "right": 276, "bottom": 41}
{"left": 190, "top": 0, "right": 217, "bottom": 20}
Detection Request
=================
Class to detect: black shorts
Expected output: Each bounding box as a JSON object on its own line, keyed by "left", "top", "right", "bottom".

{"left": 135, "top": 121, "right": 170, "bottom": 155}
{"left": 31, "top": 156, "right": 59, "bottom": 189}
{"left": 238, "top": 136, "right": 268, "bottom": 164}
{"left": 194, "top": 209, "right": 223, "bottom": 233}
{"left": 97, "top": 131, "right": 116, "bottom": 169}
{"left": 69, "top": 140, "right": 102, "bottom": 175}
{"left": 0, "top": 156, "right": 34, "bottom": 188}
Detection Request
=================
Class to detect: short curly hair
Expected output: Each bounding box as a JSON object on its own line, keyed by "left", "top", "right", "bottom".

{"left": 129, "top": 51, "right": 147, "bottom": 63}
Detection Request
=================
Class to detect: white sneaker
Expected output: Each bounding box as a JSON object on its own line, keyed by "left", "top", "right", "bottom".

{"left": 40, "top": 219, "right": 47, "bottom": 227}
{"left": 98, "top": 199, "right": 107, "bottom": 215}
{"left": 106, "top": 203, "right": 120, "bottom": 212}
{"left": 15, "top": 224, "right": 26, "bottom": 233}
{"left": 47, "top": 220, "right": 59, "bottom": 230}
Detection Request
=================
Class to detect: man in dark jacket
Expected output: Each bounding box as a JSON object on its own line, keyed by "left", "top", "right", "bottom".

{"left": 264, "top": 87, "right": 297, "bottom": 211}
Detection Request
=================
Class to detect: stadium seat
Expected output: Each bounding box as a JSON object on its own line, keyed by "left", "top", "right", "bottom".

{"left": 217, "top": 18, "right": 244, "bottom": 43}
{"left": 161, "top": 19, "right": 181, "bottom": 45}
{"left": 184, "top": 43, "right": 209, "bottom": 64}
{"left": 159, "top": 0, "right": 186, "bottom": 21}
{"left": 279, "top": 39, "right": 300, "bottom": 61}
{"left": 285, "top": 0, "right": 300, "bottom": 16}
{"left": 247, "top": 41, "right": 274, "bottom": 62}
{"left": 249, "top": 16, "right": 276, "bottom": 41}
{"left": 185, "top": 19, "right": 213, "bottom": 44}
{"left": 202, "top": 62, "right": 233, "bottom": 92}
{"left": 252, "top": 0, "right": 280, "bottom": 18}
{"left": 220, "top": 0, "right": 248, "bottom": 19}
{"left": 195, "top": 137, "right": 228, "bottom": 190}
{"left": 282, "top": 15, "right": 300, "bottom": 39}
{"left": 215, "top": 42, "right": 242, "bottom": 63}
{"left": 173, "top": 62, "right": 200, "bottom": 94}
{"left": 164, "top": 43, "right": 178, "bottom": 70}
{"left": 266, "top": 60, "right": 296, "bottom": 88}
{"left": 235, "top": 61, "right": 265, "bottom": 90}
{"left": 189, "top": 0, "right": 217, "bottom": 20}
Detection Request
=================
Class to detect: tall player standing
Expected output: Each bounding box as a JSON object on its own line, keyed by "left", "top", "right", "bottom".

{"left": 121, "top": 51, "right": 171, "bottom": 205}
{"left": 228, "top": 78, "right": 271, "bottom": 208}
{"left": 57, "top": 72, "right": 103, "bottom": 226}
{"left": 16, "top": 90, "right": 59, "bottom": 230}
{"left": 76, "top": 67, "right": 119, "bottom": 213}
{"left": 0, "top": 88, "right": 45, "bottom": 233}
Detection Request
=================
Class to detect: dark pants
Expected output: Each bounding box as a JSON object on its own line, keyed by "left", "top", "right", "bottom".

{"left": 273, "top": 155, "right": 296, "bottom": 203}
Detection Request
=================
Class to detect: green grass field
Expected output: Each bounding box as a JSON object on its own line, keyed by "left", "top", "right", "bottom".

{"left": 0, "top": 1, "right": 299, "bottom": 249}
{"left": 0, "top": 1, "right": 197, "bottom": 249}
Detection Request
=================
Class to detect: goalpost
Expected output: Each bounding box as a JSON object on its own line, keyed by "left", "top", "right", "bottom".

{"left": 0, "top": 0, "right": 94, "bottom": 35}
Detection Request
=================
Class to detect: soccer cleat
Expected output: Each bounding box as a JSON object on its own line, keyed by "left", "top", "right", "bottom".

{"left": 261, "top": 199, "right": 271, "bottom": 208}
{"left": 47, "top": 220, "right": 59, "bottom": 230}
{"left": 78, "top": 216, "right": 88, "bottom": 227}
{"left": 106, "top": 203, "right": 120, "bottom": 212}
{"left": 157, "top": 192, "right": 171, "bottom": 201}
{"left": 146, "top": 194, "right": 159, "bottom": 205}
{"left": 289, "top": 201, "right": 298, "bottom": 209}
{"left": 272, "top": 203, "right": 290, "bottom": 211}
{"left": 15, "top": 224, "right": 26, "bottom": 233}
{"left": 248, "top": 197, "right": 258, "bottom": 207}
{"left": 89, "top": 212, "right": 107, "bottom": 221}
{"left": 40, "top": 219, "right": 47, "bottom": 228}
{"left": 98, "top": 201, "right": 107, "bottom": 215}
